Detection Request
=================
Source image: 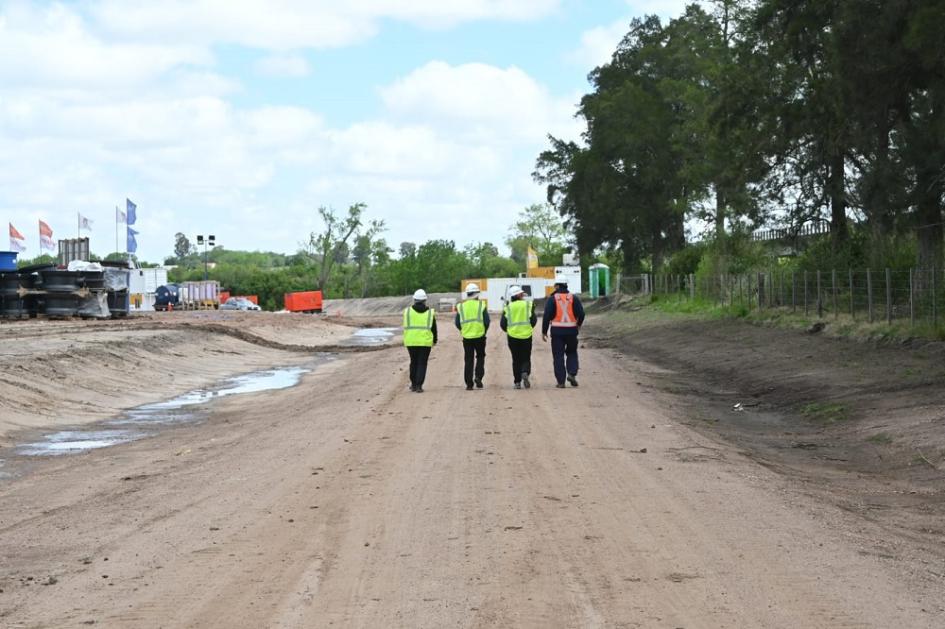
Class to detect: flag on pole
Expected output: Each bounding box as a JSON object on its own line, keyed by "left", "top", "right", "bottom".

{"left": 127, "top": 226, "right": 139, "bottom": 253}
{"left": 9, "top": 223, "right": 26, "bottom": 252}
{"left": 79, "top": 213, "right": 93, "bottom": 231}
{"left": 126, "top": 199, "right": 137, "bottom": 225}
{"left": 526, "top": 245, "right": 539, "bottom": 269}
{"left": 39, "top": 220, "right": 56, "bottom": 251}
{"left": 116, "top": 207, "right": 126, "bottom": 223}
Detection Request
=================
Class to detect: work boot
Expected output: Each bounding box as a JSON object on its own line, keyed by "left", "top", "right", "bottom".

{"left": 556, "top": 383, "right": 566, "bottom": 389}
{"left": 567, "top": 374, "right": 579, "bottom": 387}
{"left": 416, "top": 386, "right": 424, "bottom": 393}
{"left": 522, "top": 373, "right": 531, "bottom": 389}
{"left": 466, "top": 383, "right": 474, "bottom": 391}
{"left": 409, "top": 384, "right": 416, "bottom": 392}
{"left": 514, "top": 382, "right": 522, "bottom": 390}
{"left": 475, "top": 380, "right": 483, "bottom": 389}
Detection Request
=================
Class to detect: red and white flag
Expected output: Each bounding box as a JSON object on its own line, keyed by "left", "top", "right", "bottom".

{"left": 39, "top": 220, "right": 56, "bottom": 251}
{"left": 9, "top": 223, "right": 26, "bottom": 252}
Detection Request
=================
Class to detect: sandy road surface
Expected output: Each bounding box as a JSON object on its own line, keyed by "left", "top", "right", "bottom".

{"left": 1, "top": 321, "right": 942, "bottom": 628}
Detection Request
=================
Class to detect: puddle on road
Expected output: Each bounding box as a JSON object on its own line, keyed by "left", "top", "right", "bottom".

{"left": 15, "top": 365, "right": 314, "bottom": 458}
{"left": 18, "top": 430, "right": 145, "bottom": 456}
{"left": 346, "top": 328, "right": 397, "bottom": 346}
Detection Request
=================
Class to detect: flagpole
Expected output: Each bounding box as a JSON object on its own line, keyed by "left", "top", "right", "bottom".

{"left": 115, "top": 206, "right": 119, "bottom": 258}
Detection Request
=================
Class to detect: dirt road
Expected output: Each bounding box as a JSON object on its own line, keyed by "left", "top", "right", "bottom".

{"left": 1, "top": 318, "right": 942, "bottom": 628}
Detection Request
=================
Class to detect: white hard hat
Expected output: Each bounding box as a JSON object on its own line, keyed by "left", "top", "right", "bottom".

{"left": 509, "top": 285, "right": 525, "bottom": 297}
{"left": 413, "top": 289, "right": 428, "bottom": 301}
{"left": 465, "top": 283, "right": 480, "bottom": 295}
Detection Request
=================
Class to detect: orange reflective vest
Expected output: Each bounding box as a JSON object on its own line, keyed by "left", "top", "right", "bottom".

{"left": 550, "top": 293, "right": 577, "bottom": 328}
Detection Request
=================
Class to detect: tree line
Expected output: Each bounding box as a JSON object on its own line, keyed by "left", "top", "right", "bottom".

{"left": 535, "top": 0, "right": 945, "bottom": 274}
{"left": 166, "top": 203, "right": 570, "bottom": 310}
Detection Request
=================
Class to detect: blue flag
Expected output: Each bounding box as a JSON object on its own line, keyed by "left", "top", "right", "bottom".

{"left": 127, "top": 227, "right": 139, "bottom": 253}
{"left": 126, "top": 198, "right": 137, "bottom": 225}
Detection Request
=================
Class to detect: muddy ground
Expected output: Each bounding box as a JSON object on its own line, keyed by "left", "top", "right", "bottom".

{"left": 588, "top": 307, "right": 945, "bottom": 571}
{"left": 0, "top": 308, "right": 943, "bottom": 627}
{"left": 0, "top": 312, "right": 370, "bottom": 445}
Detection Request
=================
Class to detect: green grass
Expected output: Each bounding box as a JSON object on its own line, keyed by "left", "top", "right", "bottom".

{"left": 618, "top": 292, "right": 945, "bottom": 343}
{"left": 800, "top": 402, "right": 849, "bottom": 423}
{"left": 866, "top": 432, "right": 894, "bottom": 445}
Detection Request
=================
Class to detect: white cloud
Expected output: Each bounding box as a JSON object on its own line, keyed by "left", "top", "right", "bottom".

{"left": 0, "top": 3, "right": 581, "bottom": 260}
{"left": 0, "top": 3, "right": 211, "bottom": 90}
{"left": 253, "top": 54, "right": 312, "bottom": 78}
{"left": 91, "top": 0, "right": 561, "bottom": 50}
{"left": 381, "top": 61, "right": 580, "bottom": 141}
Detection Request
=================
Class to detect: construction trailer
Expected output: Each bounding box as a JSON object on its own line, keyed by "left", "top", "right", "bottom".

{"left": 128, "top": 267, "right": 169, "bottom": 311}
{"left": 460, "top": 266, "right": 583, "bottom": 313}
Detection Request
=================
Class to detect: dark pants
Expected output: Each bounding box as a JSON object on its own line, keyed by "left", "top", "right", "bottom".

{"left": 507, "top": 337, "right": 532, "bottom": 383}
{"left": 463, "top": 336, "right": 486, "bottom": 385}
{"left": 551, "top": 334, "right": 579, "bottom": 384}
{"left": 407, "top": 346, "right": 432, "bottom": 388}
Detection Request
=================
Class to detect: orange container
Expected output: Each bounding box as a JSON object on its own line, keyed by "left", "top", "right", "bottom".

{"left": 219, "top": 290, "right": 231, "bottom": 303}
{"left": 235, "top": 295, "right": 258, "bottom": 304}
{"left": 284, "top": 290, "right": 323, "bottom": 313}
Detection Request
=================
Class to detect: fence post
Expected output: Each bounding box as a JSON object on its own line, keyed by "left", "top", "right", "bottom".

{"left": 748, "top": 274, "right": 753, "bottom": 311}
{"left": 886, "top": 268, "right": 892, "bottom": 324}
{"left": 910, "top": 268, "right": 915, "bottom": 327}
{"left": 832, "top": 269, "right": 838, "bottom": 320}
{"left": 816, "top": 270, "right": 823, "bottom": 318}
{"left": 792, "top": 271, "right": 796, "bottom": 312}
{"left": 803, "top": 271, "right": 808, "bottom": 316}
{"left": 933, "top": 268, "right": 937, "bottom": 325}
{"left": 849, "top": 269, "right": 854, "bottom": 319}
{"left": 867, "top": 268, "right": 874, "bottom": 323}
{"left": 689, "top": 274, "right": 695, "bottom": 300}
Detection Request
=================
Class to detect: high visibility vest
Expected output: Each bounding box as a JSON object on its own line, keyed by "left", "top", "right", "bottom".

{"left": 457, "top": 299, "right": 486, "bottom": 339}
{"left": 403, "top": 307, "right": 434, "bottom": 347}
{"left": 504, "top": 299, "right": 533, "bottom": 339}
{"left": 550, "top": 293, "right": 577, "bottom": 328}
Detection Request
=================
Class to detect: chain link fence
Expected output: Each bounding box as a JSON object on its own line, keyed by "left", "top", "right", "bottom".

{"left": 618, "top": 269, "right": 945, "bottom": 327}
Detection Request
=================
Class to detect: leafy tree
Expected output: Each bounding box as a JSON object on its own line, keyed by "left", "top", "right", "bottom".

{"left": 307, "top": 203, "right": 365, "bottom": 290}
{"left": 173, "top": 232, "right": 194, "bottom": 259}
{"left": 506, "top": 203, "right": 569, "bottom": 266}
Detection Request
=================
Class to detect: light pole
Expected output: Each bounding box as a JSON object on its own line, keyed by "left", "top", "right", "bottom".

{"left": 196, "top": 234, "right": 216, "bottom": 281}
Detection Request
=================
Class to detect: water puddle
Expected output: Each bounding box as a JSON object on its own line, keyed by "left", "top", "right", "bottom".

{"left": 18, "top": 430, "right": 145, "bottom": 456}
{"left": 15, "top": 365, "right": 313, "bottom": 457}
{"left": 346, "top": 328, "right": 397, "bottom": 346}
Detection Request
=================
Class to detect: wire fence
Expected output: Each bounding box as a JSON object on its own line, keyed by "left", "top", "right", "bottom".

{"left": 619, "top": 269, "right": 945, "bottom": 327}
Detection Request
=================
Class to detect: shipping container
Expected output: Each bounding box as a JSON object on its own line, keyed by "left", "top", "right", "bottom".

{"left": 284, "top": 290, "right": 323, "bottom": 313}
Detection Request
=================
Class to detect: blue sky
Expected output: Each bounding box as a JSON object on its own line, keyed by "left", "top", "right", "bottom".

{"left": 1, "top": 0, "right": 692, "bottom": 263}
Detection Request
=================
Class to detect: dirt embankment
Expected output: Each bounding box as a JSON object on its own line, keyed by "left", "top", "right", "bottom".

{"left": 0, "top": 312, "right": 393, "bottom": 445}
{"left": 589, "top": 309, "right": 945, "bottom": 559}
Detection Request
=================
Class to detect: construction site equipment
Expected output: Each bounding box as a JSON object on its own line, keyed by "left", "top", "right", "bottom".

{"left": 0, "top": 251, "right": 17, "bottom": 272}
{"left": 57, "top": 238, "right": 91, "bottom": 267}
{"left": 284, "top": 290, "right": 323, "bottom": 313}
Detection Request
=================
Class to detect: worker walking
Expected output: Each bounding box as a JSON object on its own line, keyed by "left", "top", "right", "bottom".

{"left": 455, "top": 283, "right": 490, "bottom": 390}
{"left": 500, "top": 285, "right": 537, "bottom": 389}
{"left": 541, "top": 281, "right": 585, "bottom": 388}
{"left": 403, "top": 289, "right": 437, "bottom": 393}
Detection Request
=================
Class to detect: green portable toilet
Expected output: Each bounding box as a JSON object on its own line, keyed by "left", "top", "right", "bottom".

{"left": 589, "top": 263, "right": 611, "bottom": 298}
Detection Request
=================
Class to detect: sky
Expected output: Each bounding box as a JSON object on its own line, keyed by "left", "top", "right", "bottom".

{"left": 1, "top": 0, "right": 693, "bottom": 263}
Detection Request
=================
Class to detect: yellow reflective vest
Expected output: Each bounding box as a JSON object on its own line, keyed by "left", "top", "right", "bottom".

{"left": 504, "top": 299, "right": 534, "bottom": 339}
{"left": 457, "top": 299, "right": 486, "bottom": 339}
{"left": 403, "top": 307, "right": 435, "bottom": 347}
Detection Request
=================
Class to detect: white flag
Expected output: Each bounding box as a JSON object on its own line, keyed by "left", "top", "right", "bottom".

{"left": 116, "top": 207, "right": 126, "bottom": 223}
{"left": 79, "top": 213, "right": 93, "bottom": 230}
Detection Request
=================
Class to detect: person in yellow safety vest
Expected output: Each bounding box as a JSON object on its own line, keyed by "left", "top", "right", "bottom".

{"left": 403, "top": 288, "right": 437, "bottom": 393}
{"left": 454, "top": 283, "right": 490, "bottom": 390}
{"left": 500, "top": 285, "right": 538, "bottom": 389}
